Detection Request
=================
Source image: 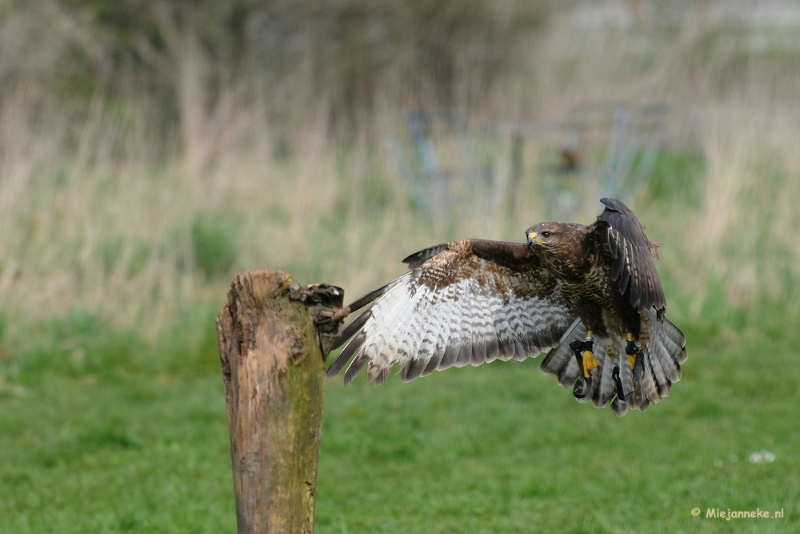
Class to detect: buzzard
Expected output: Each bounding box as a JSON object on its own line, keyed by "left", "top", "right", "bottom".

{"left": 327, "top": 198, "right": 687, "bottom": 416}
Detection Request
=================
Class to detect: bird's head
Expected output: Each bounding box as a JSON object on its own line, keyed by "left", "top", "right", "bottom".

{"left": 526, "top": 222, "right": 563, "bottom": 250}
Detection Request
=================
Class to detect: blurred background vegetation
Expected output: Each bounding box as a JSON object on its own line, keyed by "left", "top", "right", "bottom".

{"left": 1, "top": 0, "right": 799, "bottom": 532}
{"left": 2, "top": 0, "right": 799, "bottom": 341}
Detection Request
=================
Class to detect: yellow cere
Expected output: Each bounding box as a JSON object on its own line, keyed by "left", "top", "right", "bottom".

{"left": 527, "top": 232, "right": 547, "bottom": 245}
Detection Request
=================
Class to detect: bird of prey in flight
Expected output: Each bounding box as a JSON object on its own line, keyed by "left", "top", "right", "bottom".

{"left": 328, "top": 198, "right": 687, "bottom": 416}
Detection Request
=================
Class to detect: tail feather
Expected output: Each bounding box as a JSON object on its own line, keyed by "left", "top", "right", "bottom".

{"left": 576, "top": 368, "right": 597, "bottom": 404}
{"left": 540, "top": 319, "right": 585, "bottom": 379}
{"left": 617, "top": 352, "right": 634, "bottom": 400}
{"left": 657, "top": 317, "right": 688, "bottom": 365}
{"left": 639, "top": 354, "right": 659, "bottom": 403}
{"left": 593, "top": 343, "right": 617, "bottom": 408}
{"left": 631, "top": 391, "right": 649, "bottom": 412}
{"left": 645, "top": 344, "right": 672, "bottom": 398}
{"left": 611, "top": 396, "right": 629, "bottom": 416}
{"left": 541, "top": 310, "right": 688, "bottom": 416}
{"left": 559, "top": 358, "right": 582, "bottom": 388}
{"left": 652, "top": 337, "right": 681, "bottom": 383}
{"left": 659, "top": 333, "right": 687, "bottom": 366}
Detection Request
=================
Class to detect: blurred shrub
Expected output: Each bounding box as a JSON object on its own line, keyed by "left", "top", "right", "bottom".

{"left": 190, "top": 211, "right": 240, "bottom": 279}
{"left": 0, "top": 0, "right": 547, "bottom": 164}
{"left": 646, "top": 151, "right": 704, "bottom": 207}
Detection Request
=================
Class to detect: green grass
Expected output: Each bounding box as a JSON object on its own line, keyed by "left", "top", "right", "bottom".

{"left": 0, "top": 373, "right": 234, "bottom": 534}
{"left": 318, "top": 331, "right": 799, "bottom": 533}
{"left": 0, "top": 306, "right": 797, "bottom": 533}
{"left": 0, "top": 315, "right": 233, "bottom": 534}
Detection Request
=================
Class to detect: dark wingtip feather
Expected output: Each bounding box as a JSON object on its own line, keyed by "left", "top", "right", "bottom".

{"left": 402, "top": 244, "right": 449, "bottom": 269}
{"left": 599, "top": 197, "right": 622, "bottom": 212}
{"left": 328, "top": 284, "right": 388, "bottom": 353}
{"left": 347, "top": 284, "right": 391, "bottom": 314}
{"left": 597, "top": 198, "right": 667, "bottom": 313}
{"left": 331, "top": 310, "right": 371, "bottom": 350}
{"left": 400, "top": 357, "right": 429, "bottom": 382}
{"left": 372, "top": 366, "right": 391, "bottom": 386}
{"left": 327, "top": 330, "right": 366, "bottom": 377}
{"left": 344, "top": 351, "right": 369, "bottom": 386}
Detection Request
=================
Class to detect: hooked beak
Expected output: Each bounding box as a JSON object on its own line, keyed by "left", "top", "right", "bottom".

{"left": 527, "top": 231, "right": 545, "bottom": 246}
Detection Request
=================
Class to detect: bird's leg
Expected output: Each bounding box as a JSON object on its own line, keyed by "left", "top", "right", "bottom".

{"left": 612, "top": 366, "right": 625, "bottom": 400}
{"left": 614, "top": 332, "right": 644, "bottom": 401}
{"left": 570, "top": 330, "right": 596, "bottom": 399}
{"left": 624, "top": 332, "right": 642, "bottom": 369}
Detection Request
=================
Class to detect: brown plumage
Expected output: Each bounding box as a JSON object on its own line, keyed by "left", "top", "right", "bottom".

{"left": 328, "top": 198, "right": 687, "bottom": 416}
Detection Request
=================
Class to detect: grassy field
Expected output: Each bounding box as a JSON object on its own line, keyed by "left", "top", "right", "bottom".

{"left": 2, "top": 1, "right": 800, "bottom": 532}
{"left": 0, "top": 303, "right": 797, "bottom": 533}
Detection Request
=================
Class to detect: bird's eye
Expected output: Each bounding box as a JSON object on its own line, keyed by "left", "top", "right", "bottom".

{"left": 541, "top": 231, "right": 552, "bottom": 238}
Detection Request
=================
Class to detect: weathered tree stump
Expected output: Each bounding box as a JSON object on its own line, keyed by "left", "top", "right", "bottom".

{"left": 216, "top": 269, "right": 344, "bottom": 534}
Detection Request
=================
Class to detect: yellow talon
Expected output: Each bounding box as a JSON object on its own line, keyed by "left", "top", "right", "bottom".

{"left": 582, "top": 350, "right": 598, "bottom": 377}
{"left": 627, "top": 354, "right": 636, "bottom": 369}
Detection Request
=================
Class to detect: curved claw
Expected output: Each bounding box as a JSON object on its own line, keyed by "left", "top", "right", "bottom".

{"left": 573, "top": 376, "right": 592, "bottom": 399}
{"left": 570, "top": 332, "right": 595, "bottom": 401}
{"left": 632, "top": 349, "right": 644, "bottom": 384}
{"left": 612, "top": 366, "right": 628, "bottom": 401}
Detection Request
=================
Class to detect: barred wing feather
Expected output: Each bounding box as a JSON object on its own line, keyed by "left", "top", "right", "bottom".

{"left": 328, "top": 240, "right": 577, "bottom": 385}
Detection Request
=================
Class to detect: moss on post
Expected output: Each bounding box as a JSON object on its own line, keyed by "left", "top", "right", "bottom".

{"left": 216, "top": 270, "right": 342, "bottom": 534}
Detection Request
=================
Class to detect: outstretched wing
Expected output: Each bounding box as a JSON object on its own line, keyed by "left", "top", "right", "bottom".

{"left": 594, "top": 198, "right": 666, "bottom": 313}
{"left": 327, "top": 239, "right": 577, "bottom": 386}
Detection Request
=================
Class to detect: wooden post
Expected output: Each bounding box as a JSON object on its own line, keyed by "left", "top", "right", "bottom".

{"left": 216, "top": 269, "right": 343, "bottom": 534}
